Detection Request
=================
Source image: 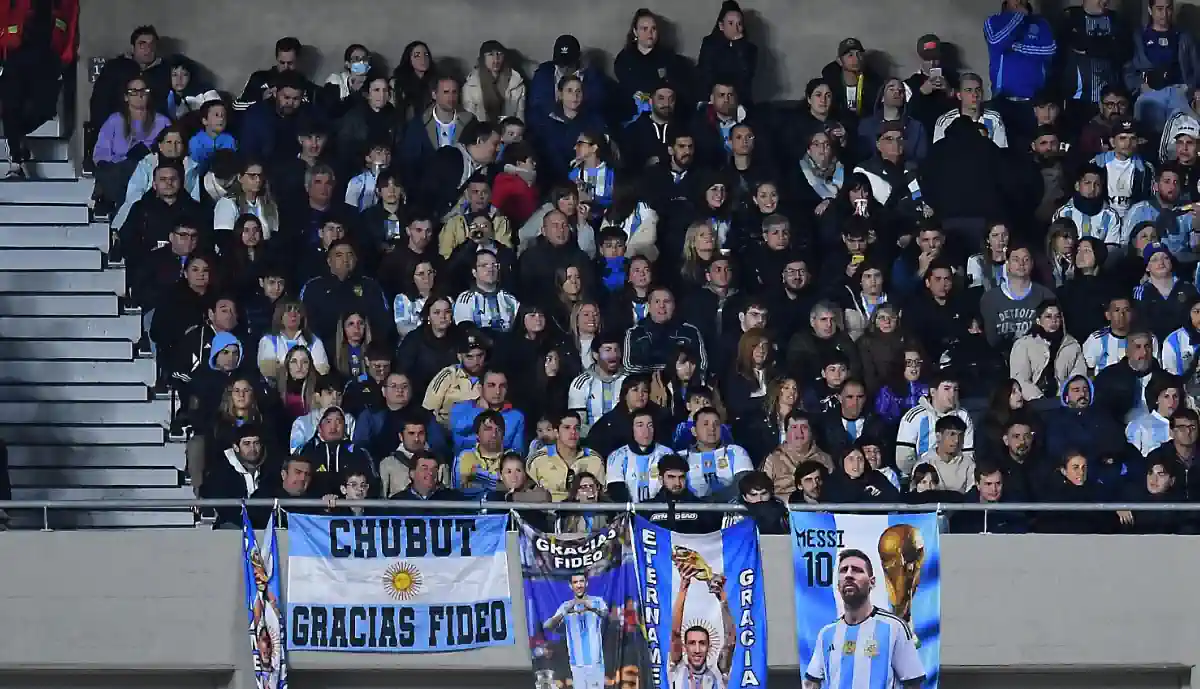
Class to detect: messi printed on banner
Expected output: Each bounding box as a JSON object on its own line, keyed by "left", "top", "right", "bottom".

{"left": 519, "top": 515, "right": 649, "bottom": 689}
{"left": 287, "top": 514, "right": 513, "bottom": 653}
{"left": 633, "top": 517, "right": 767, "bottom": 689}
{"left": 791, "top": 512, "right": 940, "bottom": 689}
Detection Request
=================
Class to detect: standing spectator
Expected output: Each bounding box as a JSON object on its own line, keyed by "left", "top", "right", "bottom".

{"left": 528, "top": 34, "right": 608, "bottom": 124}
{"left": 1055, "top": 0, "right": 1133, "bottom": 131}
{"left": 621, "top": 81, "right": 678, "bottom": 171}
{"left": 1124, "top": 0, "right": 1200, "bottom": 94}
{"left": 984, "top": 0, "right": 1056, "bottom": 139}
{"left": 1093, "top": 119, "right": 1153, "bottom": 221}
{"left": 821, "top": 37, "right": 882, "bottom": 121}
{"left": 614, "top": 9, "right": 694, "bottom": 122}
{"left": 392, "top": 41, "right": 435, "bottom": 123}
{"left": 697, "top": 2, "right": 757, "bottom": 105}
{"left": 463, "top": 41, "right": 526, "bottom": 124}
{"left": 90, "top": 25, "right": 171, "bottom": 123}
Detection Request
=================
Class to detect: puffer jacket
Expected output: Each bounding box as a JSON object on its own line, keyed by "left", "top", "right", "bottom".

{"left": 1009, "top": 331, "right": 1087, "bottom": 401}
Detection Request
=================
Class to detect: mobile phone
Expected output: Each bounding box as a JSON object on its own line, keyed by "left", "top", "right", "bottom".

{"left": 929, "top": 67, "right": 943, "bottom": 79}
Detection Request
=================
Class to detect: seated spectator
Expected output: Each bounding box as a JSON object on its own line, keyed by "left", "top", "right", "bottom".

{"left": 645, "top": 453, "right": 721, "bottom": 533}
{"left": 341, "top": 344, "right": 394, "bottom": 415}
{"left": 274, "top": 345, "right": 317, "bottom": 428}
{"left": 392, "top": 260, "right": 437, "bottom": 342}
{"left": 615, "top": 8, "right": 694, "bottom": 123}
{"left": 342, "top": 139, "right": 393, "bottom": 214}
{"left": 112, "top": 124, "right": 201, "bottom": 230}
{"left": 335, "top": 71, "right": 401, "bottom": 179}
{"left": 243, "top": 266, "right": 288, "bottom": 345}
{"left": 1162, "top": 296, "right": 1200, "bottom": 377}
{"left": 857, "top": 77, "right": 928, "bottom": 164}
{"left": 762, "top": 410, "right": 833, "bottom": 501}
{"left": 1039, "top": 221, "right": 1078, "bottom": 289}
{"left": 1036, "top": 452, "right": 1112, "bottom": 534}
{"left": 822, "top": 36, "right": 884, "bottom": 122}
{"left": 322, "top": 43, "right": 371, "bottom": 107}
{"left": 1147, "top": 410, "right": 1200, "bottom": 479}
{"left": 200, "top": 424, "right": 280, "bottom": 529}
{"left": 448, "top": 369, "right": 525, "bottom": 454}
{"left": 232, "top": 36, "right": 318, "bottom": 116}
{"left": 360, "top": 172, "right": 409, "bottom": 267}
{"left": 605, "top": 408, "right": 673, "bottom": 503}
{"left": 288, "top": 375, "right": 358, "bottom": 453}
{"left": 378, "top": 420, "right": 450, "bottom": 498}
{"left": 452, "top": 409, "right": 509, "bottom": 497}
{"left": 391, "top": 41, "right": 434, "bottom": 121}
{"left": 130, "top": 218, "right": 200, "bottom": 314}
{"left": 917, "top": 416, "right": 976, "bottom": 494}
{"left": 331, "top": 311, "right": 375, "bottom": 382}
{"left": 299, "top": 240, "right": 391, "bottom": 349}
{"left": 785, "top": 301, "right": 861, "bottom": 385}
{"left": 1126, "top": 377, "right": 1184, "bottom": 457}
{"left": 823, "top": 445, "right": 901, "bottom": 503}
{"left": 299, "top": 406, "right": 375, "bottom": 496}
{"left": 856, "top": 305, "right": 905, "bottom": 397}
{"left": 1135, "top": 243, "right": 1199, "bottom": 341}
{"left": 726, "top": 471, "right": 789, "bottom": 535}
{"left": 240, "top": 71, "right": 316, "bottom": 167}
{"left": 1118, "top": 458, "right": 1187, "bottom": 534}
{"left": 568, "top": 332, "right": 628, "bottom": 436}
{"left": 859, "top": 437, "right": 899, "bottom": 491}
{"left": 787, "top": 460, "right": 829, "bottom": 506}
{"left": 396, "top": 296, "right": 459, "bottom": 393}
{"left": 979, "top": 243, "right": 1056, "bottom": 351}
{"left": 874, "top": 346, "right": 929, "bottom": 425}
{"left": 322, "top": 467, "right": 378, "bottom": 517}
{"left": 1050, "top": 163, "right": 1121, "bottom": 251}
{"left": 441, "top": 175, "right": 514, "bottom": 257}
{"left": 950, "top": 461, "right": 1029, "bottom": 534}
{"left": 965, "top": 221, "right": 1010, "bottom": 292}
{"left": 146, "top": 252, "right": 212, "bottom": 369}
{"left": 1058, "top": 238, "right": 1117, "bottom": 345}
{"left": 569, "top": 129, "right": 618, "bottom": 220}
{"left": 462, "top": 40, "right": 526, "bottom": 123}
{"left": 257, "top": 298, "right": 330, "bottom": 380}
{"left": 400, "top": 74, "right": 477, "bottom": 184}
{"left": 482, "top": 452, "right": 552, "bottom": 529}
{"left": 188, "top": 376, "right": 271, "bottom": 498}
{"left": 733, "top": 376, "right": 796, "bottom": 465}
{"left": 270, "top": 117, "right": 331, "bottom": 208}
{"left": 531, "top": 74, "right": 607, "bottom": 185}
{"left": 528, "top": 33, "right": 608, "bottom": 124}
{"left": 453, "top": 250, "right": 520, "bottom": 333}
{"left": 802, "top": 352, "right": 849, "bottom": 415}
{"left": 422, "top": 331, "right": 489, "bottom": 426}
{"left": 819, "top": 379, "right": 887, "bottom": 458}
{"left": 163, "top": 293, "right": 248, "bottom": 397}
{"left": 1009, "top": 301, "right": 1087, "bottom": 405}
{"left": 587, "top": 375, "right": 672, "bottom": 458}
{"left": 554, "top": 472, "right": 608, "bottom": 533}
{"left": 528, "top": 412, "right": 605, "bottom": 501}
{"left": 491, "top": 142, "right": 540, "bottom": 228}
{"left": 1092, "top": 118, "right": 1153, "bottom": 220}
{"left": 621, "top": 80, "right": 678, "bottom": 171}
{"left": 187, "top": 100, "right": 236, "bottom": 172}
{"left": 1083, "top": 297, "right": 1149, "bottom": 375}
{"left": 391, "top": 451, "right": 462, "bottom": 502}
{"left": 90, "top": 26, "right": 171, "bottom": 125}
{"left": 363, "top": 373, "right": 449, "bottom": 466}
{"left": 932, "top": 72, "right": 1006, "bottom": 146}
{"left": 249, "top": 455, "right": 319, "bottom": 529}
{"left": 187, "top": 330, "right": 252, "bottom": 432}
{"left": 1093, "top": 331, "right": 1168, "bottom": 423}
{"left": 671, "top": 386, "right": 733, "bottom": 451}
{"left": 896, "top": 373, "right": 975, "bottom": 477}
{"left": 117, "top": 161, "right": 205, "bottom": 268}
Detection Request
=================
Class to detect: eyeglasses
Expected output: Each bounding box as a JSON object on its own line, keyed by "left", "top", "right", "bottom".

{"left": 904, "top": 358, "right": 923, "bottom": 366}
{"left": 1174, "top": 423, "right": 1199, "bottom": 431}
{"left": 1101, "top": 100, "right": 1125, "bottom": 108}
{"left": 126, "top": 87, "right": 151, "bottom": 95}
{"left": 575, "top": 140, "right": 594, "bottom": 147}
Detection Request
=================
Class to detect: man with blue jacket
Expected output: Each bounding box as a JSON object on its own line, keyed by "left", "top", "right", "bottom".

{"left": 985, "top": 0, "right": 1057, "bottom": 140}
{"left": 447, "top": 369, "right": 525, "bottom": 454}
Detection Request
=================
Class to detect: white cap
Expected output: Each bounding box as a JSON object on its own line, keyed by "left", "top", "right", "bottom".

{"left": 185, "top": 90, "right": 223, "bottom": 111}
{"left": 1176, "top": 116, "right": 1200, "bottom": 140}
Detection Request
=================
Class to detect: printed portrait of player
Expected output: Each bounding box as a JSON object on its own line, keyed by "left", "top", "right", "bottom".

{"left": 669, "top": 560, "right": 733, "bottom": 689}
{"left": 803, "top": 549, "right": 925, "bottom": 689}
{"left": 544, "top": 572, "right": 610, "bottom": 689}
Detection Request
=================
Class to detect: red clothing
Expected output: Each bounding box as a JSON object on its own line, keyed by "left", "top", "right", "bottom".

{"left": 492, "top": 171, "right": 539, "bottom": 227}
{"left": 0, "top": 0, "right": 78, "bottom": 64}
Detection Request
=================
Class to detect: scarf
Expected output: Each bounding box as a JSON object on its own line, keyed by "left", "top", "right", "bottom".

{"left": 800, "top": 155, "right": 844, "bottom": 200}
{"left": 1072, "top": 191, "right": 1104, "bottom": 217}
{"left": 477, "top": 67, "right": 511, "bottom": 122}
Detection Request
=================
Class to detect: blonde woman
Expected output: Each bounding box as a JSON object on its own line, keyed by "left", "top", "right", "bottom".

{"left": 213, "top": 159, "right": 280, "bottom": 239}
{"left": 569, "top": 301, "right": 604, "bottom": 372}
{"left": 257, "top": 299, "right": 330, "bottom": 379}
{"left": 679, "top": 221, "right": 719, "bottom": 290}
{"left": 275, "top": 345, "right": 318, "bottom": 421}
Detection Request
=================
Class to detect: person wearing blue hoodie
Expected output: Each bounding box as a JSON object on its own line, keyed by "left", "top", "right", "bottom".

{"left": 189, "top": 331, "right": 255, "bottom": 431}
{"left": 1042, "top": 374, "right": 1130, "bottom": 471}
{"left": 447, "top": 370, "right": 525, "bottom": 454}
{"left": 856, "top": 77, "right": 928, "bottom": 165}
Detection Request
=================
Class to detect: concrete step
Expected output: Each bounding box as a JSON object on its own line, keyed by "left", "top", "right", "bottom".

{"left": 0, "top": 269, "right": 125, "bottom": 294}
{"left": 0, "top": 118, "right": 66, "bottom": 139}
{"left": 0, "top": 400, "right": 170, "bottom": 425}
{"left": 0, "top": 294, "right": 118, "bottom": 316}
{"left": 0, "top": 180, "right": 92, "bottom": 205}
{"left": 0, "top": 248, "right": 102, "bottom": 271}
{"left": 0, "top": 224, "right": 109, "bottom": 251}
{"left": 0, "top": 137, "right": 70, "bottom": 162}
{"left": 0, "top": 383, "right": 149, "bottom": 402}
{"left": 13, "top": 485, "right": 192, "bottom": 500}
{"left": 0, "top": 339, "right": 132, "bottom": 360}
{"left": 0, "top": 314, "right": 140, "bottom": 340}
{"left": 8, "top": 444, "right": 180, "bottom": 469}
{"left": 0, "top": 161, "right": 77, "bottom": 180}
{"left": 7, "top": 509, "right": 196, "bottom": 530}
{"left": 0, "top": 204, "right": 90, "bottom": 225}
{"left": 10, "top": 467, "right": 180, "bottom": 487}
{"left": 0, "top": 359, "right": 155, "bottom": 385}
{"left": 0, "top": 424, "right": 165, "bottom": 445}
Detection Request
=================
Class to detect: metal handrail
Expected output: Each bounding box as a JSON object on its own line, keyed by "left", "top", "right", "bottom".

{"left": 0, "top": 499, "right": 1197, "bottom": 512}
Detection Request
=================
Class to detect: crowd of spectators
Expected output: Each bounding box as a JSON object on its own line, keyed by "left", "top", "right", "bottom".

{"left": 18, "top": 0, "right": 1200, "bottom": 534}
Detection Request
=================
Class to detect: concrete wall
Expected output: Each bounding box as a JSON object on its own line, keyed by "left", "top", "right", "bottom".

{"left": 0, "top": 531, "right": 1196, "bottom": 689}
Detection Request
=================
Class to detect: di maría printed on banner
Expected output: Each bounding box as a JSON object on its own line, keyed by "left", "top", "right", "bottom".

{"left": 518, "top": 514, "right": 650, "bottom": 689}
{"left": 286, "top": 514, "right": 514, "bottom": 652}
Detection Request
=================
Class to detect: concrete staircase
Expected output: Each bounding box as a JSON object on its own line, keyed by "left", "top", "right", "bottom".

{"left": 0, "top": 117, "right": 193, "bottom": 529}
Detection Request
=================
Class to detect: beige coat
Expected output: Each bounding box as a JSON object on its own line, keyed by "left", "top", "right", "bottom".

{"left": 1009, "top": 332, "right": 1086, "bottom": 401}
{"left": 439, "top": 209, "right": 514, "bottom": 258}
{"left": 462, "top": 67, "right": 526, "bottom": 123}
{"left": 762, "top": 443, "right": 834, "bottom": 501}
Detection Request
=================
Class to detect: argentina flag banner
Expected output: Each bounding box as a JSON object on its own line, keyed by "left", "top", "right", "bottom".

{"left": 632, "top": 516, "right": 767, "bottom": 689}
{"left": 242, "top": 507, "right": 287, "bottom": 689}
{"left": 286, "top": 513, "right": 513, "bottom": 652}
{"left": 518, "top": 514, "right": 651, "bottom": 689}
{"left": 790, "top": 512, "right": 940, "bottom": 689}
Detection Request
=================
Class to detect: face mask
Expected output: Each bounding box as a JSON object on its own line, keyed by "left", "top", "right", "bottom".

{"left": 350, "top": 60, "right": 370, "bottom": 76}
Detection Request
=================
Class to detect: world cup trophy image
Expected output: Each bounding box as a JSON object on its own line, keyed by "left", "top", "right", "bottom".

{"left": 670, "top": 546, "right": 714, "bottom": 581}
{"left": 877, "top": 524, "right": 925, "bottom": 629}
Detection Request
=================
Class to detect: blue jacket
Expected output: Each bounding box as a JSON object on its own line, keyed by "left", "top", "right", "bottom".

{"left": 529, "top": 107, "right": 607, "bottom": 185}
{"left": 985, "top": 11, "right": 1056, "bottom": 99}
{"left": 528, "top": 62, "right": 609, "bottom": 124}
{"left": 447, "top": 401, "right": 526, "bottom": 455}
{"left": 856, "top": 114, "right": 928, "bottom": 164}
{"left": 187, "top": 131, "right": 238, "bottom": 170}
{"left": 1124, "top": 26, "right": 1200, "bottom": 93}
{"left": 1042, "top": 375, "right": 1129, "bottom": 469}
{"left": 354, "top": 409, "right": 449, "bottom": 458}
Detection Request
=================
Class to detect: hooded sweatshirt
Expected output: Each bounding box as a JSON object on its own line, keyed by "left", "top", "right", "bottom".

{"left": 289, "top": 406, "right": 359, "bottom": 454}
{"left": 895, "top": 396, "right": 975, "bottom": 476}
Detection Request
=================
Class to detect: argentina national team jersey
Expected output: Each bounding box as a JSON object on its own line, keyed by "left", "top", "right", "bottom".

{"left": 682, "top": 445, "right": 753, "bottom": 498}
{"left": 669, "top": 661, "right": 725, "bottom": 689}
{"left": 606, "top": 443, "right": 672, "bottom": 502}
{"left": 551, "top": 595, "right": 608, "bottom": 668}
{"left": 805, "top": 608, "right": 924, "bottom": 689}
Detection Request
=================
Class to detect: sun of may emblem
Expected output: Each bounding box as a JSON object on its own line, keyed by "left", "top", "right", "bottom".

{"left": 382, "top": 562, "right": 424, "bottom": 601}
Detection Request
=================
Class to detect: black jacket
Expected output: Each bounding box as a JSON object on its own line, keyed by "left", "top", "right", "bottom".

{"left": 621, "top": 113, "right": 677, "bottom": 171}
{"left": 921, "top": 117, "right": 1016, "bottom": 222}
{"left": 784, "top": 328, "right": 861, "bottom": 385}
{"left": 299, "top": 272, "right": 392, "bottom": 349}
{"left": 1034, "top": 472, "right": 1114, "bottom": 534}
{"left": 823, "top": 469, "right": 900, "bottom": 503}
{"left": 900, "top": 291, "right": 970, "bottom": 365}
{"left": 299, "top": 438, "right": 376, "bottom": 497}
{"left": 623, "top": 317, "right": 709, "bottom": 375}
{"left": 697, "top": 33, "right": 758, "bottom": 105}
{"left": 949, "top": 490, "right": 1030, "bottom": 534}
{"left": 1057, "top": 272, "right": 1119, "bottom": 343}
{"left": 233, "top": 67, "right": 319, "bottom": 114}
{"left": 200, "top": 449, "right": 283, "bottom": 529}
{"left": 645, "top": 487, "right": 722, "bottom": 533}
{"left": 613, "top": 45, "right": 695, "bottom": 120}
{"left": 818, "top": 411, "right": 890, "bottom": 458}
{"left": 689, "top": 104, "right": 768, "bottom": 169}
{"left": 1092, "top": 359, "right": 1168, "bottom": 424}
{"left": 586, "top": 403, "right": 673, "bottom": 459}
{"left": 819, "top": 60, "right": 884, "bottom": 120}
{"left": 517, "top": 237, "right": 592, "bottom": 303}
{"left": 420, "top": 145, "right": 495, "bottom": 219}
{"left": 132, "top": 247, "right": 190, "bottom": 310}
{"left": 740, "top": 497, "right": 789, "bottom": 534}
{"left": 394, "top": 326, "right": 460, "bottom": 393}
{"left": 248, "top": 482, "right": 320, "bottom": 529}
{"left": 118, "top": 192, "right": 206, "bottom": 268}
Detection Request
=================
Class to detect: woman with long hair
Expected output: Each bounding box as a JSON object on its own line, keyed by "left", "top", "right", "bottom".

{"left": 1057, "top": 237, "right": 1114, "bottom": 342}
{"left": 513, "top": 345, "right": 573, "bottom": 428}
{"left": 874, "top": 346, "right": 930, "bottom": 424}
{"left": 257, "top": 298, "right": 330, "bottom": 380}
{"left": 546, "top": 265, "right": 591, "bottom": 334}
{"left": 392, "top": 41, "right": 435, "bottom": 122}
{"left": 615, "top": 7, "right": 694, "bottom": 121}
{"left": 503, "top": 303, "right": 559, "bottom": 380}
{"left": 857, "top": 304, "right": 907, "bottom": 397}
{"left": 93, "top": 76, "right": 172, "bottom": 206}
{"left": 275, "top": 345, "right": 318, "bottom": 423}
{"left": 148, "top": 254, "right": 215, "bottom": 363}
{"left": 1010, "top": 302, "right": 1085, "bottom": 406}
{"left": 567, "top": 301, "right": 604, "bottom": 374}
{"left": 395, "top": 297, "right": 460, "bottom": 392}
{"left": 817, "top": 172, "right": 888, "bottom": 252}
{"left": 555, "top": 471, "right": 609, "bottom": 534}
{"left": 678, "top": 221, "right": 719, "bottom": 291}
{"left": 221, "top": 214, "right": 270, "bottom": 299}
{"left": 213, "top": 159, "right": 280, "bottom": 240}
{"left": 463, "top": 40, "right": 526, "bottom": 123}
{"left": 735, "top": 376, "right": 800, "bottom": 465}
{"left": 724, "top": 328, "right": 775, "bottom": 422}
{"left": 393, "top": 260, "right": 438, "bottom": 341}
{"left": 187, "top": 376, "right": 269, "bottom": 497}
{"left": 980, "top": 379, "right": 1028, "bottom": 455}
{"left": 1040, "top": 220, "right": 1078, "bottom": 288}
{"left": 334, "top": 311, "right": 374, "bottom": 381}
{"left": 602, "top": 180, "right": 659, "bottom": 260}
{"left": 603, "top": 254, "right": 654, "bottom": 333}
{"left": 569, "top": 129, "right": 618, "bottom": 222}
{"left": 587, "top": 375, "right": 671, "bottom": 458}
{"left": 965, "top": 220, "right": 1010, "bottom": 291}
{"left": 651, "top": 345, "right": 717, "bottom": 425}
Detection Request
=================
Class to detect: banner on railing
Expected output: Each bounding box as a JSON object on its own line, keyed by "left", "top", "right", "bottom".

{"left": 517, "top": 514, "right": 650, "bottom": 689}
{"left": 790, "top": 512, "right": 941, "bottom": 689}
{"left": 285, "top": 513, "right": 514, "bottom": 652}
{"left": 632, "top": 516, "right": 768, "bottom": 689}
{"left": 242, "top": 507, "right": 288, "bottom": 689}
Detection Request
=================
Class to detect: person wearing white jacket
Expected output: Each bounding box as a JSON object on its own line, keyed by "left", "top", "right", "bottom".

{"left": 1009, "top": 302, "right": 1087, "bottom": 405}
{"left": 462, "top": 41, "right": 526, "bottom": 123}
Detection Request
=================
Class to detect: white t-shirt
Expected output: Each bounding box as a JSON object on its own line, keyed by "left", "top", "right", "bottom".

{"left": 1105, "top": 157, "right": 1136, "bottom": 218}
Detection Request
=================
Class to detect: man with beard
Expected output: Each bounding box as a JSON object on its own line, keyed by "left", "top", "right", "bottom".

{"left": 1123, "top": 164, "right": 1193, "bottom": 256}
{"left": 645, "top": 130, "right": 697, "bottom": 217}
{"left": 622, "top": 80, "right": 677, "bottom": 170}
{"left": 240, "top": 71, "right": 315, "bottom": 166}
{"left": 1044, "top": 374, "right": 1127, "bottom": 471}
{"left": 1094, "top": 332, "right": 1170, "bottom": 423}
{"left": 545, "top": 573, "right": 609, "bottom": 689}
{"left": 803, "top": 549, "right": 924, "bottom": 689}
{"left": 765, "top": 256, "right": 817, "bottom": 344}
{"left": 1020, "top": 125, "right": 1069, "bottom": 228}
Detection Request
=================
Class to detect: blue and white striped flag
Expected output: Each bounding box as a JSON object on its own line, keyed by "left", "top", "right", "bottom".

{"left": 632, "top": 516, "right": 767, "bottom": 689}
{"left": 242, "top": 507, "right": 287, "bottom": 689}
{"left": 790, "top": 512, "right": 940, "bottom": 689}
{"left": 285, "top": 514, "right": 513, "bottom": 652}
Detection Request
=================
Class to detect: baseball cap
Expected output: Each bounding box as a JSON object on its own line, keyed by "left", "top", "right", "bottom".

{"left": 1111, "top": 118, "right": 1137, "bottom": 136}
{"left": 480, "top": 40, "right": 507, "bottom": 57}
{"left": 838, "top": 37, "right": 865, "bottom": 57}
{"left": 457, "top": 331, "right": 492, "bottom": 354}
{"left": 1143, "top": 241, "right": 1173, "bottom": 266}
{"left": 553, "top": 34, "right": 581, "bottom": 66}
{"left": 1176, "top": 118, "right": 1200, "bottom": 140}
{"left": 916, "top": 34, "right": 942, "bottom": 61}
{"left": 878, "top": 121, "right": 905, "bottom": 139}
